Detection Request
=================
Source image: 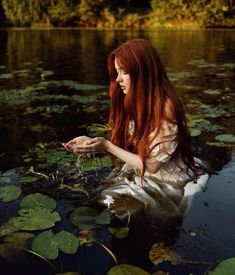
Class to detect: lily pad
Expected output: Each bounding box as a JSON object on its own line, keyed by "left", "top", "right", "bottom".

{"left": 32, "top": 230, "right": 79, "bottom": 260}
{"left": 189, "top": 128, "right": 201, "bottom": 137}
{"left": 70, "top": 207, "right": 111, "bottom": 229}
{"left": 0, "top": 73, "right": 14, "bottom": 79}
{"left": 9, "top": 207, "right": 60, "bottom": 231}
{"left": 0, "top": 176, "right": 12, "bottom": 183}
{"left": 20, "top": 193, "right": 56, "bottom": 210}
{"left": 203, "top": 89, "right": 222, "bottom": 95}
{"left": 32, "top": 230, "right": 58, "bottom": 260}
{"left": 107, "top": 264, "right": 150, "bottom": 275}
{"left": 54, "top": 231, "right": 79, "bottom": 254}
{"left": 215, "top": 134, "right": 235, "bottom": 143}
{"left": 0, "top": 185, "right": 22, "bottom": 202}
{"left": 212, "top": 257, "right": 235, "bottom": 275}
{"left": 20, "top": 176, "right": 39, "bottom": 183}
{"left": 109, "top": 227, "right": 129, "bottom": 239}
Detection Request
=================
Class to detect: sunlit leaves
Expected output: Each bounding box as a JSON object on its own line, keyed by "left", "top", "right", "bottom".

{"left": 32, "top": 230, "right": 79, "bottom": 260}
{"left": 0, "top": 185, "right": 22, "bottom": 202}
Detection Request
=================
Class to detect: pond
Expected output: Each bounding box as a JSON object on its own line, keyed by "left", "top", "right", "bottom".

{"left": 0, "top": 28, "right": 235, "bottom": 275}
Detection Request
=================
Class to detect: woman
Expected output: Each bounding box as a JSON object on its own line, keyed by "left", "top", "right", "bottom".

{"left": 63, "top": 38, "right": 209, "bottom": 222}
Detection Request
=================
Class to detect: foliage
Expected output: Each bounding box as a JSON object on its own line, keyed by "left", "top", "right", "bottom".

{"left": 1, "top": 0, "right": 234, "bottom": 28}
{"left": 211, "top": 257, "right": 235, "bottom": 275}
{"left": 70, "top": 206, "right": 111, "bottom": 229}
{"left": 32, "top": 230, "right": 79, "bottom": 260}
{"left": 0, "top": 185, "right": 22, "bottom": 202}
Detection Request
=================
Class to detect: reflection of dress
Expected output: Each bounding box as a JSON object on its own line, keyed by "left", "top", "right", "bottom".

{"left": 97, "top": 120, "right": 209, "bottom": 222}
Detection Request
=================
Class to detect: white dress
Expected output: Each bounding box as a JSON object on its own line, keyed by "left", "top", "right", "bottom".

{"left": 97, "top": 120, "right": 209, "bottom": 223}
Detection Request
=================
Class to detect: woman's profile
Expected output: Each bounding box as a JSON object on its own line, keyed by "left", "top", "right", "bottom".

{"left": 63, "top": 38, "right": 209, "bottom": 225}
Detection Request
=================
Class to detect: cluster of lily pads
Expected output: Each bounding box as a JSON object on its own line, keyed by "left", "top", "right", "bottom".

{"left": 0, "top": 145, "right": 234, "bottom": 274}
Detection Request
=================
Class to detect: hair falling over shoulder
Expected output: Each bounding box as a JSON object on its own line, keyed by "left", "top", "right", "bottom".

{"left": 107, "top": 38, "right": 205, "bottom": 177}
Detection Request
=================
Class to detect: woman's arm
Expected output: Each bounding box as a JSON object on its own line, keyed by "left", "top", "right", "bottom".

{"left": 63, "top": 136, "right": 162, "bottom": 173}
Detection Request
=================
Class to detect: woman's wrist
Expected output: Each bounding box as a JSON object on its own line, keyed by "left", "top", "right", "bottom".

{"left": 105, "top": 140, "right": 112, "bottom": 152}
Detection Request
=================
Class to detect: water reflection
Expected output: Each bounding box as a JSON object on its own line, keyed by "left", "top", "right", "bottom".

{"left": 0, "top": 28, "right": 235, "bottom": 274}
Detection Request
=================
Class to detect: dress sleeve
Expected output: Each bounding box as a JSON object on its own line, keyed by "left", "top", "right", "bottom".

{"left": 149, "top": 121, "right": 178, "bottom": 163}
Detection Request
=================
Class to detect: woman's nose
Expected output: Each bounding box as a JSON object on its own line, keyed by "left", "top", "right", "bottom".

{"left": 116, "top": 74, "right": 122, "bottom": 83}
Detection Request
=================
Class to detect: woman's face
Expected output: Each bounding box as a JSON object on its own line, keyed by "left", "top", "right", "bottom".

{"left": 114, "top": 57, "right": 131, "bottom": 94}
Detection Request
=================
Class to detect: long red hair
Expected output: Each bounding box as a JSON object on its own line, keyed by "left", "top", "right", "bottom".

{"left": 107, "top": 38, "right": 201, "bottom": 176}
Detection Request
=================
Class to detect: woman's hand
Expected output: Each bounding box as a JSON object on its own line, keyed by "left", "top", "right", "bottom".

{"left": 62, "top": 136, "right": 108, "bottom": 154}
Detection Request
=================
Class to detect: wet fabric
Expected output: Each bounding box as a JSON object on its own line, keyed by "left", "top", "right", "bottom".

{"left": 97, "top": 120, "right": 209, "bottom": 222}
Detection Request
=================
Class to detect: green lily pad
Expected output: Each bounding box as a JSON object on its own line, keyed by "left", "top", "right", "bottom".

{"left": 109, "top": 227, "right": 129, "bottom": 239}
{"left": 20, "top": 193, "right": 56, "bottom": 210}
{"left": 189, "top": 128, "right": 201, "bottom": 137}
{"left": 20, "top": 176, "right": 39, "bottom": 183}
{"left": 32, "top": 230, "right": 79, "bottom": 260}
{"left": 212, "top": 257, "right": 235, "bottom": 275}
{"left": 0, "top": 185, "right": 22, "bottom": 202}
{"left": 54, "top": 231, "right": 79, "bottom": 254}
{"left": 203, "top": 89, "right": 222, "bottom": 95}
{"left": 0, "top": 73, "right": 14, "bottom": 79}
{"left": 70, "top": 207, "right": 111, "bottom": 229}
{"left": 215, "top": 134, "right": 235, "bottom": 143}
{"left": 32, "top": 230, "right": 58, "bottom": 260}
{"left": 107, "top": 264, "right": 150, "bottom": 275}
{"left": 0, "top": 176, "right": 12, "bottom": 183}
{"left": 9, "top": 207, "right": 60, "bottom": 231}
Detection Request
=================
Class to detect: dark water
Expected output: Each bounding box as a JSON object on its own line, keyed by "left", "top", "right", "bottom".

{"left": 0, "top": 29, "right": 235, "bottom": 275}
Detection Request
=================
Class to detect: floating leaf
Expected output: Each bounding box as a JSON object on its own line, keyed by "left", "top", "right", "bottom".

{"left": 20, "top": 176, "right": 39, "bottom": 183}
{"left": 0, "top": 73, "right": 14, "bottom": 79}
{"left": 32, "top": 230, "right": 79, "bottom": 260}
{"left": 215, "top": 134, "right": 235, "bottom": 143}
{"left": 0, "top": 176, "right": 12, "bottom": 183}
{"left": 70, "top": 207, "right": 111, "bottom": 229}
{"left": 9, "top": 207, "right": 60, "bottom": 231}
{"left": 212, "top": 257, "right": 235, "bottom": 275}
{"left": 107, "top": 264, "right": 150, "bottom": 275}
{"left": 54, "top": 231, "right": 79, "bottom": 254}
{"left": 20, "top": 193, "right": 56, "bottom": 210}
{"left": 189, "top": 128, "right": 201, "bottom": 137}
{"left": 109, "top": 227, "right": 129, "bottom": 239}
{"left": 32, "top": 230, "right": 58, "bottom": 260}
{"left": 203, "top": 89, "right": 222, "bottom": 95}
{"left": 0, "top": 185, "right": 22, "bottom": 202}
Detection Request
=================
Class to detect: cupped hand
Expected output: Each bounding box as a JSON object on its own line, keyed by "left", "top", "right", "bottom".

{"left": 62, "top": 136, "right": 108, "bottom": 154}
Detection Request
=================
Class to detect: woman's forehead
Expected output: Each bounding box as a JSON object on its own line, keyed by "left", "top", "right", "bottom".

{"left": 114, "top": 57, "right": 125, "bottom": 70}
